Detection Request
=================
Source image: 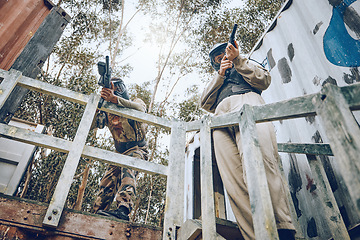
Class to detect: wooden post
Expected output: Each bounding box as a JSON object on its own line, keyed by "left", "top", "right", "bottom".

{"left": 313, "top": 83, "right": 360, "bottom": 216}
{"left": 307, "top": 155, "right": 350, "bottom": 239}
{"left": 42, "top": 94, "right": 99, "bottom": 227}
{"left": 239, "top": 104, "right": 278, "bottom": 240}
{"left": 163, "top": 121, "right": 186, "bottom": 240}
{"left": 200, "top": 116, "right": 218, "bottom": 239}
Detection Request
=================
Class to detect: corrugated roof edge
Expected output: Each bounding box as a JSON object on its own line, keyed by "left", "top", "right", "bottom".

{"left": 248, "top": 0, "right": 293, "bottom": 56}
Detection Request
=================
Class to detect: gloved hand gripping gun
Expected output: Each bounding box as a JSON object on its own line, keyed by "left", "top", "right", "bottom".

{"left": 95, "top": 56, "right": 130, "bottom": 129}
{"left": 225, "top": 24, "right": 238, "bottom": 77}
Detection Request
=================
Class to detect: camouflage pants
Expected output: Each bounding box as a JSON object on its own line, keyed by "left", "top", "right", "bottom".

{"left": 92, "top": 146, "right": 148, "bottom": 214}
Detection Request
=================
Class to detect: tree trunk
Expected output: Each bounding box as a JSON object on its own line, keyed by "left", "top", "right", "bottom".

{"left": 73, "top": 163, "right": 90, "bottom": 210}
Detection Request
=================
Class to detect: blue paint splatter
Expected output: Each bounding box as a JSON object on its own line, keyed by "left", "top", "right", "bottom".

{"left": 323, "top": 0, "right": 360, "bottom": 67}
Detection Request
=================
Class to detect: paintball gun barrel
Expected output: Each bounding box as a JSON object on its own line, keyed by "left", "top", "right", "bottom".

{"left": 225, "top": 24, "right": 238, "bottom": 77}
{"left": 97, "top": 56, "right": 112, "bottom": 108}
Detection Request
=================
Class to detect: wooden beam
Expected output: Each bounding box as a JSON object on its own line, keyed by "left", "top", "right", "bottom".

{"left": 101, "top": 101, "right": 173, "bottom": 130}
{"left": 43, "top": 94, "right": 100, "bottom": 228}
{"left": 163, "top": 121, "right": 186, "bottom": 240}
{"left": 239, "top": 104, "right": 279, "bottom": 240}
{"left": 0, "top": 194, "right": 162, "bottom": 240}
{"left": 307, "top": 155, "right": 350, "bottom": 239}
{"left": 83, "top": 145, "right": 168, "bottom": 176}
{"left": 0, "top": 6, "right": 70, "bottom": 123}
{"left": 0, "top": 123, "right": 168, "bottom": 176}
{"left": 277, "top": 143, "right": 333, "bottom": 156}
{"left": 200, "top": 116, "right": 218, "bottom": 240}
{"left": 313, "top": 83, "right": 360, "bottom": 216}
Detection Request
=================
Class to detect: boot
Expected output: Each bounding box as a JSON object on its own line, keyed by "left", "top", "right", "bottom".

{"left": 97, "top": 206, "right": 130, "bottom": 221}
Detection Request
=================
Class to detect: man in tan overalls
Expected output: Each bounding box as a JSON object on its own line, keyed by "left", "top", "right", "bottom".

{"left": 92, "top": 78, "right": 148, "bottom": 221}
{"left": 201, "top": 41, "right": 296, "bottom": 240}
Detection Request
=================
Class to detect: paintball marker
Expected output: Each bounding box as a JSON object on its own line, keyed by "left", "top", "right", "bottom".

{"left": 97, "top": 56, "right": 112, "bottom": 108}
{"left": 225, "top": 24, "right": 238, "bottom": 77}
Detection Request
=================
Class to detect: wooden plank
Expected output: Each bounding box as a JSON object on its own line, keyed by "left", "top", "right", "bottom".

{"left": 0, "top": 70, "right": 22, "bottom": 109}
{"left": 15, "top": 70, "right": 90, "bottom": 105}
{"left": 340, "top": 82, "right": 360, "bottom": 111}
{"left": 0, "top": 122, "right": 72, "bottom": 153}
{"left": 163, "top": 121, "right": 186, "bottom": 240}
{"left": 0, "top": 0, "right": 51, "bottom": 70}
{"left": 83, "top": 145, "right": 168, "bottom": 176}
{"left": 200, "top": 116, "right": 217, "bottom": 240}
{"left": 0, "top": 123, "right": 167, "bottom": 176}
{"left": 102, "top": 101, "right": 173, "bottom": 130}
{"left": 0, "top": 5, "right": 70, "bottom": 123}
{"left": 277, "top": 143, "right": 333, "bottom": 156}
{"left": 307, "top": 155, "right": 350, "bottom": 240}
{"left": 185, "top": 119, "right": 202, "bottom": 132}
{"left": 239, "top": 104, "right": 279, "bottom": 240}
{"left": 43, "top": 94, "right": 99, "bottom": 228}
{"left": 0, "top": 194, "right": 162, "bottom": 240}
{"left": 313, "top": 83, "right": 360, "bottom": 216}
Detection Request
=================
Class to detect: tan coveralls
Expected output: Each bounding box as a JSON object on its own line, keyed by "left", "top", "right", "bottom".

{"left": 201, "top": 55, "right": 295, "bottom": 240}
{"left": 93, "top": 97, "right": 148, "bottom": 213}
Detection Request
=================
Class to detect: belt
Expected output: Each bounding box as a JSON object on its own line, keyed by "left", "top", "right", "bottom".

{"left": 115, "top": 139, "right": 147, "bottom": 154}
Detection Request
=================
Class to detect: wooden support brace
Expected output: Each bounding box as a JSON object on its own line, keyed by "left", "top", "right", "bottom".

{"left": 200, "top": 116, "right": 218, "bottom": 240}
{"left": 239, "top": 104, "right": 279, "bottom": 240}
{"left": 307, "top": 155, "right": 350, "bottom": 240}
{"left": 42, "top": 94, "right": 100, "bottom": 227}
{"left": 163, "top": 121, "right": 186, "bottom": 240}
{"left": 312, "top": 83, "right": 360, "bottom": 215}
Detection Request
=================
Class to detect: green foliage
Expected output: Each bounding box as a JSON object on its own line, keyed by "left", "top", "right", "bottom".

{"left": 190, "top": 0, "right": 284, "bottom": 74}
{"left": 176, "top": 85, "right": 205, "bottom": 122}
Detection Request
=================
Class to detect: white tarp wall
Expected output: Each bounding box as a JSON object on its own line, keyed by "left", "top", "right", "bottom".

{"left": 249, "top": 0, "right": 360, "bottom": 238}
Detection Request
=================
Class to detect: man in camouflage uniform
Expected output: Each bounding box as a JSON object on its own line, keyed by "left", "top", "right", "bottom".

{"left": 92, "top": 78, "right": 148, "bottom": 221}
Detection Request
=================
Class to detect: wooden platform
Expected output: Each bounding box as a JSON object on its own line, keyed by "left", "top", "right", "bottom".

{"left": 0, "top": 194, "right": 162, "bottom": 240}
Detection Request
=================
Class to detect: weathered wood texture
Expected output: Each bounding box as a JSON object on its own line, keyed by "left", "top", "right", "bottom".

{"left": 313, "top": 83, "right": 360, "bottom": 216}
{"left": 277, "top": 143, "right": 333, "bottom": 156}
{"left": 0, "top": 0, "right": 53, "bottom": 70}
{"left": 178, "top": 218, "right": 243, "bottom": 240}
{"left": 163, "top": 121, "right": 186, "bottom": 240}
{"left": 199, "top": 116, "right": 217, "bottom": 239}
{"left": 307, "top": 155, "right": 350, "bottom": 239}
{"left": 0, "top": 194, "right": 162, "bottom": 240}
{"left": 42, "top": 94, "right": 100, "bottom": 227}
{"left": 0, "top": 3, "right": 70, "bottom": 123}
{"left": 239, "top": 104, "right": 279, "bottom": 239}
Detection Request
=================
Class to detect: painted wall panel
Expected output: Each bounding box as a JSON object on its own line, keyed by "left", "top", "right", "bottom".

{"left": 249, "top": 0, "right": 360, "bottom": 238}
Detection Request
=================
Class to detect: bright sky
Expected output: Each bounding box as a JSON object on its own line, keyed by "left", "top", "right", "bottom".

{"left": 119, "top": 0, "right": 243, "bottom": 103}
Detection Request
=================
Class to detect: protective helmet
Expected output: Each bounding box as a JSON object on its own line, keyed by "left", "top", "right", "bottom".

{"left": 209, "top": 42, "right": 227, "bottom": 71}
{"left": 111, "top": 77, "right": 130, "bottom": 100}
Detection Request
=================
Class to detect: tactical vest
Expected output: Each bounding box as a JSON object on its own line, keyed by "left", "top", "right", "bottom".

{"left": 215, "top": 68, "right": 261, "bottom": 108}
{"left": 108, "top": 116, "right": 147, "bottom": 154}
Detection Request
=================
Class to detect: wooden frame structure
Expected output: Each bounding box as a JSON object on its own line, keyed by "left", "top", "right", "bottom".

{"left": 1, "top": 68, "right": 359, "bottom": 239}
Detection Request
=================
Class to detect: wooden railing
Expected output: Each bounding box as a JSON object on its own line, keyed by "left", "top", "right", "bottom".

{"left": 1, "top": 68, "right": 359, "bottom": 239}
